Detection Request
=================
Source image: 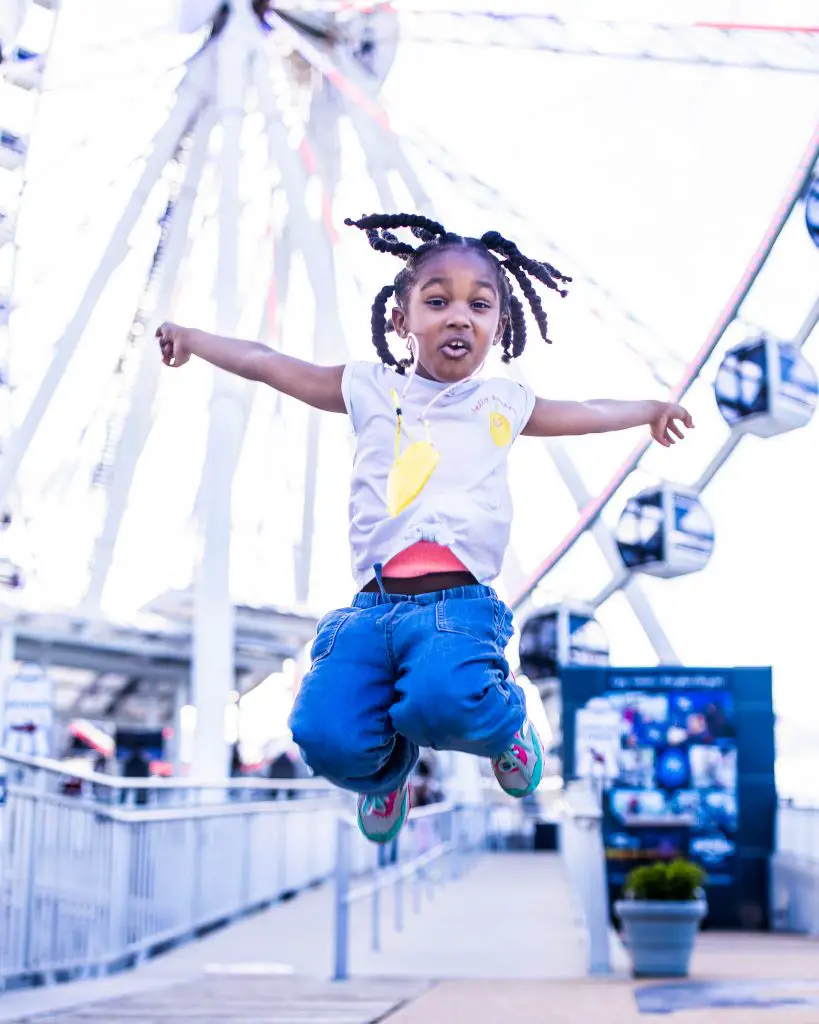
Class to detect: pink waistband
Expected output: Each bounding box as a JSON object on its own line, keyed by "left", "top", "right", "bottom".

{"left": 383, "top": 542, "right": 469, "bottom": 578}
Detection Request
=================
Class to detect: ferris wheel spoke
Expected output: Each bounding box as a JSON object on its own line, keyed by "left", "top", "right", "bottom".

{"left": 507, "top": 355, "right": 680, "bottom": 662}
{"left": 253, "top": 43, "right": 351, "bottom": 602}
{"left": 0, "top": 64, "right": 207, "bottom": 518}
{"left": 82, "top": 107, "right": 214, "bottom": 616}
{"left": 275, "top": 27, "right": 686, "bottom": 380}
{"left": 396, "top": 10, "right": 819, "bottom": 75}
{"left": 400, "top": 131, "right": 683, "bottom": 385}
{"left": 585, "top": 292, "right": 819, "bottom": 618}
{"left": 293, "top": 20, "right": 681, "bottom": 387}
{"left": 510, "top": 126, "right": 819, "bottom": 611}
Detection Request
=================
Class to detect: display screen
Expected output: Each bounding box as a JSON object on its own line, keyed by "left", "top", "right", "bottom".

{"left": 577, "top": 680, "right": 738, "bottom": 887}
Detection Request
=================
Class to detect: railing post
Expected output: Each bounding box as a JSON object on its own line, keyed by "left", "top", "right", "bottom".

{"left": 107, "top": 819, "right": 130, "bottom": 961}
{"left": 562, "top": 780, "right": 611, "bottom": 976}
{"left": 21, "top": 771, "right": 46, "bottom": 973}
{"left": 582, "top": 815, "right": 611, "bottom": 975}
{"left": 450, "top": 806, "right": 462, "bottom": 881}
{"left": 333, "top": 817, "right": 351, "bottom": 981}
{"left": 371, "top": 877, "right": 381, "bottom": 951}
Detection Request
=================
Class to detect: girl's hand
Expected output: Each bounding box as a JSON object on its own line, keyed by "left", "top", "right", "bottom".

{"left": 157, "top": 321, "right": 194, "bottom": 367}
{"left": 650, "top": 401, "right": 694, "bottom": 447}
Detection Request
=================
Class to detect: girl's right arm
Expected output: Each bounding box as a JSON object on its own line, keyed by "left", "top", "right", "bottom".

{"left": 156, "top": 322, "right": 345, "bottom": 413}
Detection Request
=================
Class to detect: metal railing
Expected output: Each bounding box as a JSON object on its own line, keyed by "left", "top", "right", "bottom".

{"left": 771, "top": 799, "right": 819, "bottom": 934}
{"left": 558, "top": 779, "right": 611, "bottom": 975}
{"left": 0, "top": 750, "right": 341, "bottom": 988}
{"left": 776, "top": 800, "right": 819, "bottom": 862}
{"left": 333, "top": 801, "right": 490, "bottom": 981}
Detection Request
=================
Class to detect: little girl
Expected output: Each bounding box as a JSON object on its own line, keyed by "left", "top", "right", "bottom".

{"left": 157, "top": 212, "right": 692, "bottom": 844}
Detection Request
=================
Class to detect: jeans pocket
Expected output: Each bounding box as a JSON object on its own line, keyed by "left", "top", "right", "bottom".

{"left": 310, "top": 608, "right": 353, "bottom": 665}
{"left": 435, "top": 595, "right": 501, "bottom": 643}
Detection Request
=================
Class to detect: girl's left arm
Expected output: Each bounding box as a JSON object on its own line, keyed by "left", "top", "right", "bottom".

{"left": 521, "top": 397, "right": 694, "bottom": 447}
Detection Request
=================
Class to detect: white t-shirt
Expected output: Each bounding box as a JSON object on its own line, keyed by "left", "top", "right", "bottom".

{"left": 341, "top": 361, "right": 535, "bottom": 588}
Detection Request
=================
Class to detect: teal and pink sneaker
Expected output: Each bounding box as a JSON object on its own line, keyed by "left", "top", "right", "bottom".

{"left": 356, "top": 782, "right": 410, "bottom": 844}
{"left": 491, "top": 719, "right": 545, "bottom": 798}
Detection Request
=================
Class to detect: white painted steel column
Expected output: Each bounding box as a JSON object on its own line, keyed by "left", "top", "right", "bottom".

{"left": 83, "top": 108, "right": 215, "bottom": 615}
{"left": 0, "top": 72, "right": 206, "bottom": 512}
{"left": 190, "top": 12, "right": 251, "bottom": 780}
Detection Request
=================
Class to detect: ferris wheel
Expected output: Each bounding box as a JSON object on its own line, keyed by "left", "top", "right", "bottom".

{"left": 1, "top": 0, "right": 818, "bottom": 771}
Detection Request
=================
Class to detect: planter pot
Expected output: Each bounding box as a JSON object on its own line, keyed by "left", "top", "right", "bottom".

{"left": 614, "top": 899, "right": 707, "bottom": 978}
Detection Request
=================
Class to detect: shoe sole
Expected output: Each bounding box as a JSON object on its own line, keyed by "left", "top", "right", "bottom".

{"left": 497, "top": 740, "right": 545, "bottom": 799}
{"left": 357, "top": 788, "right": 410, "bottom": 845}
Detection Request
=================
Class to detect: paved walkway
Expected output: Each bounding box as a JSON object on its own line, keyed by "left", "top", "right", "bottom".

{"left": 4, "top": 852, "right": 819, "bottom": 1022}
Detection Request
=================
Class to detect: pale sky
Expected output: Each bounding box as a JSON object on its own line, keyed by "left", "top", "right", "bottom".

{"left": 2, "top": 0, "right": 819, "bottom": 787}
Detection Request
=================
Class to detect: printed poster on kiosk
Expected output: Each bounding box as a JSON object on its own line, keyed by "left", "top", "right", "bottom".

{"left": 574, "top": 671, "right": 738, "bottom": 890}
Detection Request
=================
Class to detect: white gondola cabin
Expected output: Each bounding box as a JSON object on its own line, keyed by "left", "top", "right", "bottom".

{"left": 616, "top": 484, "right": 714, "bottom": 578}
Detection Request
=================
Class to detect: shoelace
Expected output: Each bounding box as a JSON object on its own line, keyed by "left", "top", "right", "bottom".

{"left": 361, "top": 795, "right": 389, "bottom": 815}
{"left": 496, "top": 748, "right": 523, "bottom": 774}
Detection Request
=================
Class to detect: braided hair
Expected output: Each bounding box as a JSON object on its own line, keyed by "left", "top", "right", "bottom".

{"left": 344, "top": 213, "right": 571, "bottom": 374}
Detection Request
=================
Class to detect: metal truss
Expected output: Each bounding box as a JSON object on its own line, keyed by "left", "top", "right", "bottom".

{"left": 395, "top": 9, "right": 819, "bottom": 75}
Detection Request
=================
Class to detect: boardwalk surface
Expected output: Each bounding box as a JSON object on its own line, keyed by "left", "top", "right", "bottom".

{"left": 5, "top": 854, "right": 819, "bottom": 1022}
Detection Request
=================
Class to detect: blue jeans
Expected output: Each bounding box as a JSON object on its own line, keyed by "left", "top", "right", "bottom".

{"left": 289, "top": 581, "right": 527, "bottom": 796}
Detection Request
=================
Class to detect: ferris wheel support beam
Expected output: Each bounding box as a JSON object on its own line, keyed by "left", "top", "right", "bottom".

{"left": 0, "top": 71, "right": 205, "bottom": 517}
{"left": 510, "top": 122, "right": 819, "bottom": 612}
{"left": 253, "top": 45, "right": 349, "bottom": 605}
{"left": 333, "top": 50, "right": 434, "bottom": 218}
{"left": 82, "top": 108, "right": 214, "bottom": 617}
{"left": 190, "top": 11, "right": 254, "bottom": 781}
{"left": 542, "top": 435, "right": 680, "bottom": 663}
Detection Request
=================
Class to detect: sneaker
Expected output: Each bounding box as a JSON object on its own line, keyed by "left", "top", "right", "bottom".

{"left": 356, "top": 783, "right": 410, "bottom": 844}
{"left": 492, "top": 719, "right": 544, "bottom": 798}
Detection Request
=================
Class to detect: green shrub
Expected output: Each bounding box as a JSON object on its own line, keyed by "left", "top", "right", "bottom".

{"left": 624, "top": 859, "right": 706, "bottom": 901}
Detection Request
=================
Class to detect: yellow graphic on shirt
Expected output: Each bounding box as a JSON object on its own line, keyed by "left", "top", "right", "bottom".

{"left": 388, "top": 441, "right": 440, "bottom": 517}
{"left": 490, "top": 412, "right": 512, "bottom": 447}
{"left": 387, "top": 388, "right": 441, "bottom": 516}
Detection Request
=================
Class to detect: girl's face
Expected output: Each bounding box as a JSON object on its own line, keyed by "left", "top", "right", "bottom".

{"left": 391, "top": 248, "right": 507, "bottom": 383}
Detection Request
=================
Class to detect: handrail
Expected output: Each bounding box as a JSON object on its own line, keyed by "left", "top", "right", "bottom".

{"left": 0, "top": 748, "right": 331, "bottom": 792}
{"left": 0, "top": 763, "right": 344, "bottom": 987}
{"left": 333, "top": 802, "right": 490, "bottom": 980}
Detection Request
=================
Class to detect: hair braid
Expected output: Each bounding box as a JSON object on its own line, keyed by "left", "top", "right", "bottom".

{"left": 346, "top": 212, "right": 570, "bottom": 370}
{"left": 345, "top": 213, "right": 447, "bottom": 238}
{"left": 363, "top": 228, "right": 415, "bottom": 259}
{"left": 370, "top": 284, "right": 403, "bottom": 372}
{"left": 504, "top": 261, "right": 553, "bottom": 344}
{"left": 481, "top": 230, "right": 571, "bottom": 293}
{"left": 508, "top": 295, "right": 528, "bottom": 362}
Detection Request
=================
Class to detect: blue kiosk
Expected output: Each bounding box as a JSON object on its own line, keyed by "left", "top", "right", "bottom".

{"left": 561, "top": 665, "right": 776, "bottom": 930}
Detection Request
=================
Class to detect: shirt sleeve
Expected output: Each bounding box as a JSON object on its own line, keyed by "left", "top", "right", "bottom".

{"left": 341, "top": 361, "right": 361, "bottom": 430}
{"left": 511, "top": 379, "right": 536, "bottom": 440}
